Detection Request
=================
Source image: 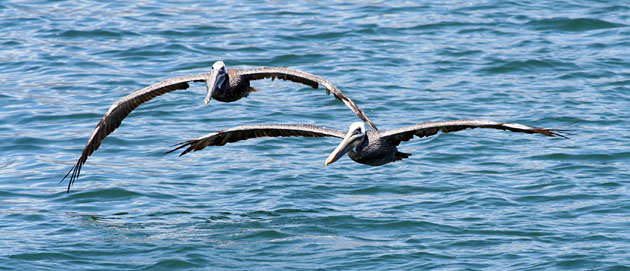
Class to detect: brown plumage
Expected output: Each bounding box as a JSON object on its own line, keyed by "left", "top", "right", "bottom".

{"left": 209, "top": 63, "right": 376, "bottom": 129}
{"left": 168, "top": 120, "right": 567, "bottom": 167}
{"left": 61, "top": 61, "right": 376, "bottom": 192}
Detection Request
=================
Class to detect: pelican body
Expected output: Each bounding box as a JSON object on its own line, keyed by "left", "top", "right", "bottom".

{"left": 204, "top": 62, "right": 376, "bottom": 130}
{"left": 62, "top": 61, "right": 376, "bottom": 192}
{"left": 324, "top": 122, "right": 409, "bottom": 166}
{"left": 168, "top": 120, "right": 567, "bottom": 166}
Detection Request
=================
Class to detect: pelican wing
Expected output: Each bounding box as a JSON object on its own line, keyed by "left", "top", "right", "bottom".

{"left": 62, "top": 72, "right": 210, "bottom": 192}
{"left": 167, "top": 124, "right": 346, "bottom": 156}
{"left": 381, "top": 120, "right": 568, "bottom": 145}
{"left": 238, "top": 67, "right": 378, "bottom": 130}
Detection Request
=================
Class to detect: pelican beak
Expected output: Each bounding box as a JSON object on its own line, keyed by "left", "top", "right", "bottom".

{"left": 325, "top": 130, "right": 363, "bottom": 166}
{"left": 205, "top": 68, "right": 226, "bottom": 105}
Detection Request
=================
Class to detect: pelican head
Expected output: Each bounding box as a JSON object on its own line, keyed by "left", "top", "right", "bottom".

{"left": 205, "top": 61, "right": 228, "bottom": 104}
{"left": 325, "top": 122, "right": 366, "bottom": 166}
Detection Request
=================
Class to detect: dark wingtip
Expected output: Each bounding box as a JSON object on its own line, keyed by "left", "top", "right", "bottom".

{"left": 60, "top": 167, "right": 74, "bottom": 194}
{"left": 60, "top": 162, "right": 82, "bottom": 194}
{"left": 538, "top": 121, "right": 576, "bottom": 139}
{"left": 547, "top": 128, "right": 571, "bottom": 139}
{"left": 60, "top": 167, "right": 72, "bottom": 185}
{"left": 165, "top": 141, "right": 193, "bottom": 156}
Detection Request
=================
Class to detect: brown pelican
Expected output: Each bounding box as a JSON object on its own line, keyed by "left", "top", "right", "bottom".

{"left": 167, "top": 120, "right": 567, "bottom": 166}
{"left": 62, "top": 61, "right": 377, "bottom": 192}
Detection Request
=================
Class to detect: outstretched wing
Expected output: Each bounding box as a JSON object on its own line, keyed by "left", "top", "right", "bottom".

{"left": 238, "top": 67, "right": 378, "bottom": 131}
{"left": 62, "top": 73, "right": 210, "bottom": 192}
{"left": 167, "top": 124, "right": 346, "bottom": 156}
{"left": 381, "top": 119, "right": 568, "bottom": 146}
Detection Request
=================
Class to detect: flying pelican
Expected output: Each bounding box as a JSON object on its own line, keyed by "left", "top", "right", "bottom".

{"left": 62, "top": 61, "right": 377, "bottom": 192}
{"left": 167, "top": 120, "right": 567, "bottom": 166}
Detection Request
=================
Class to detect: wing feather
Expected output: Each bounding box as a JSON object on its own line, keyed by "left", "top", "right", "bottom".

{"left": 166, "top": 124, "right": 346, "bottom": 156}
{"left": 381, "top": 120, "right": 568, "bottom": 146}
{"left": 238, "top": 67, "right": 378, "bottom": 130}
{"left": 62, "top": 73, "right": 209, "bottom": 192}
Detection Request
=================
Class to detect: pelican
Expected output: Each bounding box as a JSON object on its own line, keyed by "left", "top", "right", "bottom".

{"left": 61, "top": 61, "right": 377, "bottom": 192}
{"left": 168, "top": 120, "right": 567, "bottom": 166}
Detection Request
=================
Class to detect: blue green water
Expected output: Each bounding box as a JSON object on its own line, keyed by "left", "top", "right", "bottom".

{"left": 1, "top": 1, "right": 629, "bottom": 270}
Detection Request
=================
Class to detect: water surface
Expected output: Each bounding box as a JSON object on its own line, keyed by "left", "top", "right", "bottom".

{"left": 1, "top": 0, "right": 629, "bottom": 270}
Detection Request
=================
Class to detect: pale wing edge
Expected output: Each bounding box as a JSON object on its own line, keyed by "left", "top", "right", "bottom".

{"left": 381, "top": 119, "right": 568, "bottom": 145}
{"left": 166, "top": 124, "right": 346, "bottom": 156}
{"left": 239, "top": 68, "right": 379, "bottom": 130}
{"left": 62, "top": 72, "right": 209, "bottom": 192}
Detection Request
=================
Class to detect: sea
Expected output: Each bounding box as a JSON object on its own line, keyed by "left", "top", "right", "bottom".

{"left": 1, "top": 0, "right": 629, "bottom": 270}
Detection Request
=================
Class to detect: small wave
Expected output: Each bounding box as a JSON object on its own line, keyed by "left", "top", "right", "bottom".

{"left": 265, "top": 53, "right": 327, "bottom": 66}
{"left": 54, "top": 29, "right": 140, "bottom": 39}
{"left": 65, "top": 187, "right": 142, "bottom": 200}
{"left": 529, "top": 151, "right": 630, "bottom": 162}
{"left": 143, "top": 259, "right": 203, "bottom": 270}
{"left": 526, "top": 17, "right": 625, "bottom": 32}
{"left": 236, "top": 229, "right": 292, "bottom": 240}
{"left": 477, "top": 59, "right": 577, "bottom": 74}
{"left": 9, "top": 251, "right": 78, "bottom": 261}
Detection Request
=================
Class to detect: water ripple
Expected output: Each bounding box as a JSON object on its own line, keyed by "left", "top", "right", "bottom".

{"left": 1, "top": 0, "right": 629, "bottom": 270}
{"left": 526, "top": 17, "right": 626, "bottom": 32}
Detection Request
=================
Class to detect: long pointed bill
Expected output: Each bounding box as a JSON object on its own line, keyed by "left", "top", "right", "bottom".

{"left": 325, "top": 131, "right": 362, "bottom": 166}
{"left": 205, "top": 70, "right": 224, "bottom": 105}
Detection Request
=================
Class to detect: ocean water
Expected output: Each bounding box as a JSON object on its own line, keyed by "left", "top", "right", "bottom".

{"left": 1, "top": 0, "right": 629, "bottom": 270}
